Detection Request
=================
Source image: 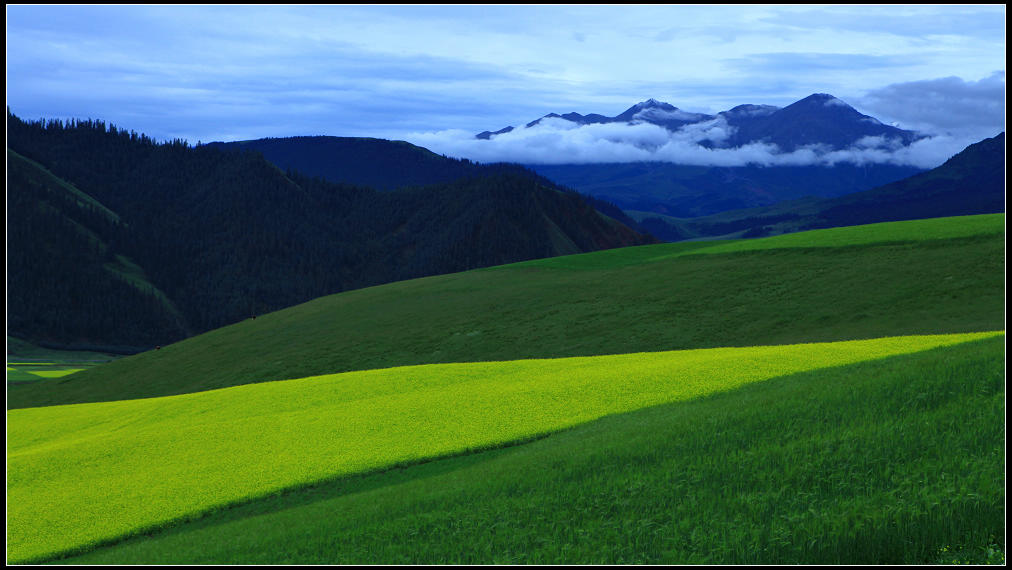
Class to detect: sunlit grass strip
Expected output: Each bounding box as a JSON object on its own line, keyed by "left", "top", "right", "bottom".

{"left": 671, "top": 213, "right": 1006, "bottom": 257}
{"left": 6, "top": 331, "right": 1000, "bottom": 563}
{"left": 25, "top": 369, "right": 85, "bottom": 378}
{"left": 6, "top": 365, "right": 86, "bottom": 381}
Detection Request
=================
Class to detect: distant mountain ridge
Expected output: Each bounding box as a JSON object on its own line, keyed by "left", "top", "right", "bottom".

{"left": 527, "top": 161, "right": 924, "bottom": 218}
{"left": 205, "top": 136, "right": 484, "bottom": 191}
{"left": 475, "top": 93, "right": 930, "bottom": 216}
{"left": 632, "top": 132, "right": 1006, "bottom": 241}
{"left": 478, "top": 93, "right": 924, "bottom": 152}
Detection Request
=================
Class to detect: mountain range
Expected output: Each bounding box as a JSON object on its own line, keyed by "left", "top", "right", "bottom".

{"left": 478, "top": 93, "right": 925, "bottom": 151}
{"left": 477, "top": 94, "right": 932, "bottom": 216}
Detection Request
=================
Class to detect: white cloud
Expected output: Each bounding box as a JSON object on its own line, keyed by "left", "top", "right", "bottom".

{"left": 403, "top": 113, "right": 986, "bottom": 170}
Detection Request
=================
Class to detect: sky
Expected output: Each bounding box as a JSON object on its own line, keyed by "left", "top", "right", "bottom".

{"left": 5, "top": 4, "right": 1006, "bottom": 169}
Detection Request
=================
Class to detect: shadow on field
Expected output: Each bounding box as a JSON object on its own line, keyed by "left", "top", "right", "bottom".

{"left": 38, "top": 335, "right": 1006, "bottom": 565}
{"left": 35, "top": 430, "right": 559, "bottom": 564}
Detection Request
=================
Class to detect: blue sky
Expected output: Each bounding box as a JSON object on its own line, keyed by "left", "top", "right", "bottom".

{"left": 5, "top": 4, "right": 1006, "bottom": 167}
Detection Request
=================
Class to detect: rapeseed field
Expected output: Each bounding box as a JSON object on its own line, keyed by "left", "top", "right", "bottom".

{"left": 6, "top": 331, "right": 1000, "bottom": 563}
{"left": 57, "top": 334, "right": 1005, "bottom": 565}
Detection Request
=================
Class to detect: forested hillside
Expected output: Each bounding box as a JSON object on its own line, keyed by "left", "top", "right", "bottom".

{"left": 7, "top": 112, "right": 654, "bottom": 352}
{"left": 205, "top": 136, "right": 484, "bottom": 191}
{"left": 7, "top": 149, "right": 190, "bottom": 351}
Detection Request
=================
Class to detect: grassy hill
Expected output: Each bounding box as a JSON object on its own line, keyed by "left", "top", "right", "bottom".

{"left": 6, "top": 214, "right": 1005, "bottom": 565}
{"left": 6, "top": 336, "right": 120, "bottom": 387}
{"left": 8, "top": 332, "right": 1002, "bottom": 564}
{"left": 9, "top": 214, "right": 1004, "bottom": 409}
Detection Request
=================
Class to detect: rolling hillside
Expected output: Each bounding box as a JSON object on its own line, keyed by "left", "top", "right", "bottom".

{"left": 6, "top": 213, "right": 1005, "bottom": 565}
{"left": 6, "top": 149, "right": 191, "bottom": 351}
{"left": 29, "top": 334, "right": 1005, "bottom": 565}
{"left": 9, "top": 332, "right": 1000, "bottom": 564}
{"left": 9, "top": 213, "right": 1004, "bottom": 409}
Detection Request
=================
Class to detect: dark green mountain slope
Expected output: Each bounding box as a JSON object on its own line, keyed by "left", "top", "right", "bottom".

{"left": 6, "top": 112, "right": 653, "bottom": 352}
{"left": 7, "top": 149, "right": 190, "bottom": 352}
{"left": 635, "top": 133, "right": 1006, "bottom": 241}
{"left": 209, "top": 135, "right": 654, "bottom": 235}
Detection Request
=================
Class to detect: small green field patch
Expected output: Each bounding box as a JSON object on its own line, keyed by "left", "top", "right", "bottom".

{"left": 25, "top": 369, "right": 85, "bottom": 378}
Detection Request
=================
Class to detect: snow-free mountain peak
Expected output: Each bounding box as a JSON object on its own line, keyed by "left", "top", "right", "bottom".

{"left": 720, "top": 104, "right": 780, "bottom": 119}
{"left": 633, "top": 98, "right": 670, "bottom": 109}
{"left": 721, "top": 93, "right": 924, "bottom": 151}
{"left": 792, "top": 93, "right": 857, "bottom": 111}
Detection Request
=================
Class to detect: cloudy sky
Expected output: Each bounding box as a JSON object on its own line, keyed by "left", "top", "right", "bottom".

{"left": 5, "top": 4, "right": 1006, "bottom": 168}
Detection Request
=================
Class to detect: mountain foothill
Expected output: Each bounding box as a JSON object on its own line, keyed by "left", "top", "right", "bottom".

{"left": 6, "top": 111, "right": 654, "bottom": 353}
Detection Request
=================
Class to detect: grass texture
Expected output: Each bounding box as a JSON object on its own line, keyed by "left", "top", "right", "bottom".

{"left": 41, "top": 333, "right": 1006, "bottom": 565}
{"left": 6, "top": 332, "right": 998, "bottom": 563}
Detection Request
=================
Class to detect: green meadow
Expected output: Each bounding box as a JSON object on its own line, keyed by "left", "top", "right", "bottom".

{"left": 6, "top": 332, "right": 1001, "bottom": 563}
{"left": 5, "top": 214, "right": 1006, "bottom": 564}
{"left": 51, "top": 335, "right": 1006, "bottom": 565}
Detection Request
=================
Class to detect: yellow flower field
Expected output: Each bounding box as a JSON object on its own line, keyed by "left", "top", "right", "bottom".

{"left": 6, "top": 331, "right": 1001, "bottom": 563}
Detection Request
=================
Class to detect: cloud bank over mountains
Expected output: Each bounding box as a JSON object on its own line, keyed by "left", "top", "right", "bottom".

{"left": 409, "top": 120, "right": 968, "bottom": 170}
{"left": 405, "top": 82, "right": 1004, "bottom": 170}
{"left": 408, "top": 126, "right": 967, "bottom": 170}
